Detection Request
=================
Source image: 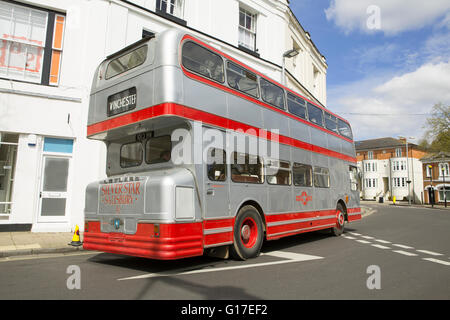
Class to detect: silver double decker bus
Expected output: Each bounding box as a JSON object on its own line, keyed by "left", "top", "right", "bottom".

{"left": 83, "top": 29, "right": 361, "bottom": 260}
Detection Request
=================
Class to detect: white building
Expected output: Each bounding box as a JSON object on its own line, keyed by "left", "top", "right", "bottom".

{"left": 0, "top": 0, "right": 328, "bottom": 232}
{"left": 355, "top": 138, "right": 426, "bottom": 203}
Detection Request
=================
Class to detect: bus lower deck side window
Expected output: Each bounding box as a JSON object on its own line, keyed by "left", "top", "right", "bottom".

{"left": 207, "top": 148, "right": 227, "bottom": 181}
{"left": 120, "top": 142, "right": 143, "bottom": 168}
{"left": 313, "top": 166, "right": 330, "bottom": 188}
{"left": 231, "top": 152, "right": 263, "bottom": 184}
{"left": 293, "top": 163, "right": 312, "bottom": 186}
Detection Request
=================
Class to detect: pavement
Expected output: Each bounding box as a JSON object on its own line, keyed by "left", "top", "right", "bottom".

{"left": 0, "top": 201, "right": 442, "bottom": 259}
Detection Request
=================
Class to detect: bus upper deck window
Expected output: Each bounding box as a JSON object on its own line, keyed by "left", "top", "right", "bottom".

{"left": 338, "top": 119, "right": 353, "bottom": 140}
{"left": 260, "top": 78, "right": 285, "bottom": 110}
{"left": 106, "top": 45, "right": 148, "bottom": 79}
{"left": 145, "top": 135, "right": 172, "bottom": 164}
{"left": 324, "top": 112, "right": 338, "bottom": 133}
{"left": 307, "top": 102, "right": 323, "bottom": 127}
{"left": 226, "top": 61, "right": 259, "bottom": 98}
{"left": 287, "top": 93, "right": 306, "bottom": 119}
{"left": 182, "top": 41, "right": 224, "bottom": 83}
{"left": 120, "top": 142, "right": 143, "bottom": 168}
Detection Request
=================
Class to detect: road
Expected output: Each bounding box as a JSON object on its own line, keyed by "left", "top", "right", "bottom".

{"left": 1, "top": 203, "right": 449, "bottom": 300}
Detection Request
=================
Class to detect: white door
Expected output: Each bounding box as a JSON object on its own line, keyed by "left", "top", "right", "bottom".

{"left": 38, "top": 156, "right": 70, "bottom": 222}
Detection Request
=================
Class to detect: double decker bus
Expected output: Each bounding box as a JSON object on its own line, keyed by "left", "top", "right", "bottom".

{"left": 83, "top": 29, "right": 361, "bottom": 260}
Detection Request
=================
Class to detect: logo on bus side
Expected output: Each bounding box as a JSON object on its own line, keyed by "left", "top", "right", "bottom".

{"left": 296, "top": 191, "right": 312, "bottom": 205}
{"left": 100, "top": 181, "right": 141, "bottom": 206}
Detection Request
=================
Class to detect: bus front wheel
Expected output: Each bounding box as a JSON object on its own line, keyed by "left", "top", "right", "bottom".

{"left": 230, "top": 205, "right": 264, "bottom": 260}
{"left": 331, "top": 203, "right": 346, "bottom": 236}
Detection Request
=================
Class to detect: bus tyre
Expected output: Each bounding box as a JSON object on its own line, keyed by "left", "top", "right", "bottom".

{"left": 230, "top": 206, "right": 264, "bottom": 261}
{"left": 331, "top": 204, "right": 346, "bottom": 236}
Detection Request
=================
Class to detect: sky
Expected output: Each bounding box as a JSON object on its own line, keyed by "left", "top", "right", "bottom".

{"left": 290, "top": 0, "right": 450, "bottom": 142}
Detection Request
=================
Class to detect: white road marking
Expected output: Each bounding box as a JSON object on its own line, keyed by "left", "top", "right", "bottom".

{"left": 361, "top": 236, "right": 374, "bottom": 239}
{"left": 342, "top": 236, "right": 356, "bottom": 239}
{"left": 422, "top": 258, "right": 450, "bottom": 266}
{"left": 356, "top": 240, "right": 371, "bottom": 244}
{"left": 374, "top": 239, "right": 391, "bottom": 244}
{"left": 348, "top": 232, "right": 361, "bottom": 236}
{"left": 393, "top": 250, "right": 418, "bottom": 257}
{"left": 416, "top": 250, "right": 443, "bottom": 256}
{"left": 371, "top": 244, "right": 390, "bottom": 250}
{"left": 393, "top": 244, "right": 415, "bottom": 249}
{"left": 118, "top": 251, "right": 323, "bottom": 281}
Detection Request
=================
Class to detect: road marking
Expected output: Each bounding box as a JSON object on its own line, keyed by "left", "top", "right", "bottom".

{"left": 356, "top": 240, "right": 371, "bottom": 244}
{"left": 118, "top": 251, "right": 323, "bottom": 281}
{"left": 371, "top": 244, "right": 390, "bottom": 250}
{"left": 416, "top": 250, "right": 443, "bottom": 256}
{"left": 0, "top": 251, "right": 97, "bottom": 263}
{"left": 348, "top": 232, "right": 361, "bottom": 236}
{"left": 422, "top": 258, "right": 450, "bottom": 266}
{"left": 374, "top": 239, "right": 391, "bottom": 244}
{"left": 361, "top": 236, "right": 374, "bottom": 239}
{"left": 393, "top": 250, "right": 418, "bottom": 257}
{"left": 342, "top": 236, "right": 356, "bottom": 239}
{"left": 393, "top": 244, "right": 415, "bottom": 249}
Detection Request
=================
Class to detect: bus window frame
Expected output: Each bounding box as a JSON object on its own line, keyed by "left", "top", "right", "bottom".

{"left": 181, "top": 40, "right": 225, "bottom": 84}
{"left": 145, "top": 135, "right": 172, "bottom": 165}
{"left": 266, "top": 159, "right": 291, "bottom": 186}
{"left": 105, "top": 45, "right": 148, "bottom": 80}
{"left": 287, "top": 92, "right": 307, "bottom": 120}
{"left": 225, "top": 60, "right": 260, "bottom": 99}
{"left": 231, "top": 152, "right": 264, "bottom": 184}
{"left": 260, "top": 77, "right": 286, "bottom": 110}
{"left": 206, "top": 147, "right": 227, "bottom": 182}
{"left": 293, "top": 163, "right": 312, "bottom": 187}
{"left": 120, "top": 141, "right": 144, "bottom": 168}
{"left": 313, "top": 166, "right": 330, "bottom": 188}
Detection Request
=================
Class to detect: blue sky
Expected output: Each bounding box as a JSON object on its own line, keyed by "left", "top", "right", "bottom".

{"left": 290, "top": 0, "right": 450, "bottom": 142}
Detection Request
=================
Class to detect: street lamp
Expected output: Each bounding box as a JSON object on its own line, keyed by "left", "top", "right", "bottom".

{"left": 428, "top": 165, "right": 434, "bottom": 208}
{"left": 442, "top": 165, "right": 447, "bottom": 208}
{"left": 398, "top": 136, "right": 414, "bottom": 205}
{"left": 281, "top": 49, "right": 299, "bottom": 86}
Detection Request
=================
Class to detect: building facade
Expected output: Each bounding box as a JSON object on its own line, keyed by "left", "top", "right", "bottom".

{"left": 0, "top": 0, "right": 328, "bottom": 232}
{"left": 355, "top": 137, "right": 427, "bottom": 203}
{"left": 421, "top": 152, "right": 450, "bottom": 205}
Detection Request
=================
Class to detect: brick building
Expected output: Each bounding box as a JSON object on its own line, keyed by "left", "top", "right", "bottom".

{"left": 355, "top": 137, "right": 427, "bottom": 203}
{"left": 421, "top": 152, "right": 450, "bottom": 205}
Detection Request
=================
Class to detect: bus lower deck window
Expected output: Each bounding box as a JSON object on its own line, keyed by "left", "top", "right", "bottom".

{"left": 293, "top": 163, "right": 312, "bottom": 187}
{"left": 207, "top": 148, "right": 227, "bottom": 181}
{"left": 314, "top": 166, "right": 330, "bottom": 188}
{"left": 145, "top": 135, "right": 172, "bottom": 164}
{"left": 266, "top": 160, "right": 291, "bottom": 185}
{"left": 120, "top": 142, "right": 143, "bottom": 168}
{"left": 231, "top": 152, "right": 263, "bottom": 184}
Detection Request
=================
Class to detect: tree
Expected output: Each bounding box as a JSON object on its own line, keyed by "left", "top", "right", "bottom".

{"left": 422, "top": 103, "right": 450, "bottom": 152}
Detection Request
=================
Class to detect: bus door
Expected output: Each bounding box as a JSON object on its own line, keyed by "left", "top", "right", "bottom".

{"left": 204, "top": 142, "right": 230, "bottom": 219}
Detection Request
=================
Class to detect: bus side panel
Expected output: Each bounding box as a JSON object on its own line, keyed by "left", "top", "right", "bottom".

{"left": 267, "top": 144, "right": 293, "bottom": 213}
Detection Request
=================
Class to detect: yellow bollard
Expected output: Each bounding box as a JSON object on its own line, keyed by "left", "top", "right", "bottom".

{"left": 68, "top": 225, "right": 83, "bottom": 247}
{"left": 393, "top": 196, "right": 396, "bottom": 205}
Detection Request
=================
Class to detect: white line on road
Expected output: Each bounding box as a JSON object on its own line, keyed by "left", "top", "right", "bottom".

{"left": 374, "top": 239, "right": 391, "bottom": 244}
{"left": 371, "top": 244, "right": 391, "bottom": 250}
{"left": 356, "top": 240, "right": 371, "bottom": 244}
{"left": 422, "top": 258, "right": 450, "bottom": 266}
{"left": 342, "top": 236, "right": 357, "bottom": 240}
{"left": 393, "top": 250, "right": 418, "bottom": 257}
{"left": 393, "top": 244, "right": 415, "bottom": 249}
{"left": 416, "top": 250, "right": 443, "bottom": 256}
{"left": 361, "top": 236, "right": 374, "bottom": 239}
{"left": 118, "top": 251, "right": 323, "bottom": 281}
{"left": 348, "top": 232, "right": 361, "bottom": 236}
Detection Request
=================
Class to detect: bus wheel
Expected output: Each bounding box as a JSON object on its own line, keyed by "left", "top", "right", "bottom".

{"left": 331, "top": 204, "right": 346, "bottom": 236}
{"left": 230, "top": 205, "right": 264, "bottom": 260}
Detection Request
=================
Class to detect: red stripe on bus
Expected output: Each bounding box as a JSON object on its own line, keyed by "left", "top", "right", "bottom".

{"left": 87, "top": 103, "right": 357, "bottom": 163}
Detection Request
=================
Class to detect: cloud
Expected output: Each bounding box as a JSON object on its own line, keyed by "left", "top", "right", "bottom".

{"left": 330, "top": 61, "right": 450, "bottom": 140}
{"left": 325, "top": 0, "right": 450, "bottom": 35}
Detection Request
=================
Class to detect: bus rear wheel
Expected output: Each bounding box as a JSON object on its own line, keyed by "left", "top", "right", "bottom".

{"left": 331, "top": 204, "right": 346, "bottom": 236}
{"left": 230, "top": 205, "right": 264, "bottom": 260}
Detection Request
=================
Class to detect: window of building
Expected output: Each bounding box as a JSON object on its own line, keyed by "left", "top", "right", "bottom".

{"left": 307, "top": 102, "right": 323, "bottom": 127}
{"left": 226, "top": 61, "right": 259, "bottom": 98}
{"left": 395, "top": 147, "right": 402, "bottom": 157}
{"left": 439, "top": 163, "right": 450, "bottom": 177}
{"left": 392, "top": 177, "right": 406, "bottom": 188}
{"left": 0, "top": 1, "right": 66, "bottom": 85}
{"left": 231, "top": 152, "right": 263, "bottom": 184}
{"left": 287, "top": 93, "right": 306, "bottom": 119}
{"left": 365, "top": 178, "right": 377, "bottom": 188}
{"left": 438, "top": 186, "right": 450, "bottom": 202}
{"left": 182, "top": 41, "right": 224, "bottom": 83}
{"left": 120, "top": 142, "right": 143, "bottom": 168}
{"left": 206, "top": 148, "right": 226, "bottom": 182}
{"left": 238, "top": 7, "right": 257, "bottom": 51}
{"left": 145, "top": 135, "right": 172, "bottom": 164}
{"left": 156, "top": 0, "right": 184, "bottom": 18}
{"left": 367, "top": 151, "right": 373, "bottom": 160}
{"left": 0, "top": 133, "right": 18, "bottom": 214}
{"left": 426, "top": 165, "right": 432, "bottom": 177}
{"left": 314, "top": 166, "right": 330, "bottom": 188}
{"left": 260, "top": 78, "right": 285, "bottom": 109}
{"left": 266, "top": 160, "right": 291, "bottom": 185}
{"left": 293, "top": 163, "right": 312, "bottom": 187}
{"left": 349, "top": 166, "right": 358, "bottom": 191}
